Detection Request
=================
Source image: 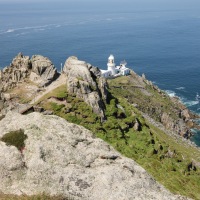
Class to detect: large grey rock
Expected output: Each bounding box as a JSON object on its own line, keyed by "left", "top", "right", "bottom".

{"left": 63, "top": 56, "right": 107, "bottom": 119}
{"left": 0, "top": 112, "right": 188, "bottom": 200}
{"left": 31, "top": 55, "right": 59, "bottom": 87}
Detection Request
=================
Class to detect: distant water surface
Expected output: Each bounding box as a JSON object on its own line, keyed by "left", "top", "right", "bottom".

{"left": 0, "top": 5, "right": 200, "bottom": 145}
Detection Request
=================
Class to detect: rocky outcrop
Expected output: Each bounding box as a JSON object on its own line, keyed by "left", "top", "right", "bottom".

{"left": 63, "top": 56, "right": 107, "bottom": 119}
{"left": 161, "top": 112, "right": 192, "bottom": 138}
{"left": 0, "top": 112, "right": 188, "bottom": 200}
{"left": 0, "top": 53, "right": 59, "bottom": 93}
{"left": 30, "top": 55, "right": 59, "bottom": 87}
{"left": 0, "top": 53, "right": 31, "bottom": 91}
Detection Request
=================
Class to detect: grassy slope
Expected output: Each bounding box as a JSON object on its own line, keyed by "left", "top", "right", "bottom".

{"left": 34, "top": 81, "right": 200, "bottom": 200}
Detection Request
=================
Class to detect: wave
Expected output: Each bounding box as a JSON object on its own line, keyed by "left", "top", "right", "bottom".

{"left": 182, "top": 100, "right": 199, "bottom": 107}
{"left": 0, "top": 16, "right": 121, "bottom": 36}
{"left": 165, "top": 90, "right": 176, "bottom": 97}
{"left": 16, "top": 32, "right": 29, "bottom": 36}
{"left": 191, "top": 128, "right": 198, "bottom": 134}
{"left": 34, "top": 28, "right": 45, "bottom": 31}
{"left": 6, "top": 29, "right": 15, "bottom": 33}
{"left": 0, "top": 23, "right": 60, "bottom": 35}
{"left": 176, "top": 87, "right": 185, "bottom": 90}
{"left": 165, "top": 89, "right": 199, "bottom": 108}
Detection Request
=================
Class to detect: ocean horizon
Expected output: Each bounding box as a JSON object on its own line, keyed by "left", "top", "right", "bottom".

{"left": 1, "top": 3, "right": 200, "bottom": 145}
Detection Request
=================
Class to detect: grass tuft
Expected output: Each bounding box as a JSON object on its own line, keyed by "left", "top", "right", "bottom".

{"left": 1, "top": 129, "right": 27, "bottom": 151}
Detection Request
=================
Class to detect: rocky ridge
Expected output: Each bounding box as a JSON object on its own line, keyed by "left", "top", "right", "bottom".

{"left": 0, "top": 53, "right": 58, "bottom": 93}
{"left": 0, "top": 53, "right": 59, "bottom": 116}
{"left": 0, "top": 112, "right": 189, "bottom": 200}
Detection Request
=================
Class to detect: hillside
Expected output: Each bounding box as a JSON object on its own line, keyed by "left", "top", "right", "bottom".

{"left": 36, "top": 78, "right": 200, "bottom": 199}
{"left": 0, "top": 54, "right": 200, "bottom": 199}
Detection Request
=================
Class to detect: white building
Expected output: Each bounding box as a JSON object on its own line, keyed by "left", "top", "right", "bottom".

{"left": 101, "top": 54, "right": 130, "bottom": 78}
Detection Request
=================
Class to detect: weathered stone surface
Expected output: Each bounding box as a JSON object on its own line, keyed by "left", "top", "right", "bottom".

{"left": 0, "top": 112, "right": 188, "bottom": 200}
{"left": 31, "top": 55, "right": 59, "bottom": 86}
{"left": 63, "top": 56, "right": 107, "bottom": 119}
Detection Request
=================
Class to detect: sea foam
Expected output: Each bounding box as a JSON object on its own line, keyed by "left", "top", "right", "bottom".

{"left": 183, "top": 100, "right": 199, "bottom": 107}
{"left": 165, "top": 90, "right": 176, "bottom": 97}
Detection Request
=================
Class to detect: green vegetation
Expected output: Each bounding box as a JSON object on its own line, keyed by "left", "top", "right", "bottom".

{"left": 36, "top": 79, "right": 200, "bottom": 200}
{"left": 108, "top": 75, "right": 180, "bottom": 122}
{"left": 37, "top": 85, "right": 99, "bottom": 131}
{"left": 1, "top": 129, "right": 27, "bottom": 151}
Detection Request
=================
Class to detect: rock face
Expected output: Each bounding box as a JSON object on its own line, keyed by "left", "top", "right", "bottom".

{"left": 0, "top": 112, "right": 188, "bottom": 200}
{"left": 63, "top": 56, "right": 108, "bottom": 119}
{"left": 0, "top": 53, "right": 59, "bottom": 92}
{"left": 30, "top": 55, "right": 59, "bottom": 87}
{"left": 161, "top": 112, "right": 192, "bottom": 138}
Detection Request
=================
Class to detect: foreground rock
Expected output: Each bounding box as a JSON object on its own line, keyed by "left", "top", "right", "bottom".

{"left": 0, "top": 112, "right": 188, "bottom": 200}
{"left": 63, "top": 56, "right": 107, "bottom": 120}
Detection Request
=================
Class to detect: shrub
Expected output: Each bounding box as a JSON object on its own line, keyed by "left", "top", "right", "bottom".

{"left": 1, "top": 129, "right": 27, "bottom": 151}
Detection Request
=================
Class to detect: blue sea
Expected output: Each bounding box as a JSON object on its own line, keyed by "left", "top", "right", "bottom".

{"left": 0, "top": 3, "right": 200, "bottom": 145}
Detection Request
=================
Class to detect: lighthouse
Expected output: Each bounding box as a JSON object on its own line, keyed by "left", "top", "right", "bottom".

{"left": 107, "top": 54, "right": 116, "bottom": 76}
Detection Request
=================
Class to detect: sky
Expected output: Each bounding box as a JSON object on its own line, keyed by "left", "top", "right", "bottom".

{"left": 0, "top": 0, "right": 200, "bottom": 19}
{"left": 0, "top": 0, "right": 200, "bottom": 11}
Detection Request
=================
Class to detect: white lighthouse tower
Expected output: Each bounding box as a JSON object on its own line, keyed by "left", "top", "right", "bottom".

{"left": 107, "top": 54, "right": 116, "bottom": 76}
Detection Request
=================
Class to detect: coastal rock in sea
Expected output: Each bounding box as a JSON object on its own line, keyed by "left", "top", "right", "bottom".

{"left": 0, "top": 112, "right": 188, "bottom": 200}
{"left": 63, "top": 56, "right": 107, "bottom": 119}
{"left": 30, "top": 55, "right": 59, "bottom": 87}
